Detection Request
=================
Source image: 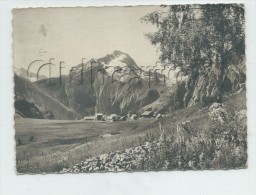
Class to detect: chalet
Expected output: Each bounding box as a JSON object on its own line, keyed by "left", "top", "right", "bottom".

{"left": 84, "top": 116, "right": 95, "bottom": 121}
{"left": 120, "top": 116, "right": 127, "bottom": 121}
{"left": 130, "top": 114, "right": 138, "bottom": 120}
{"left": 155, "top": 113, "right": 162, "bottom": 120}
{"left": 109, "top": 114, "right": 118, "bottom": 121}
{"left": 141, "top": 110, "right": 154, "bottom": 118}
{"left": 95, "top": 113, "right": 104, "bottom": 121}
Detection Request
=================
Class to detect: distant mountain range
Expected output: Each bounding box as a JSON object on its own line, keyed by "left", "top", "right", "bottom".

{"left": 14, "top": 66, "right": 48, "bottom": 82}
{"left": 14, "top": 50, "right": 246, "bottom": 120}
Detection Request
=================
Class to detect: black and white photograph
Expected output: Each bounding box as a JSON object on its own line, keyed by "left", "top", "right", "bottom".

{"left": 12, "top": 4, "right": 247, "bottom": 174}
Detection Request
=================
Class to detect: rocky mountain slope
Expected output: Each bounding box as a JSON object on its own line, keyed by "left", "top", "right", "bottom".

{"left": 14, "top": 74, "right": 77, "bottom": 119}
{"left": 14, "top": 67, "right": 47, "bottom": 82}
{"left": 31, "top": 51, "right": 172, "bottom": 119}
{"left": 14, "top": 50, "right": 246, "bottom": 120}
{"left": 182, "top": 61, "right": 246, "bottom": 107}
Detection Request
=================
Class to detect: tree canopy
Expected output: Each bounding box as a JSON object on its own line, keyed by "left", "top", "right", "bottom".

{"left": 141, "top": 4, "right": 245, "bottom": 78}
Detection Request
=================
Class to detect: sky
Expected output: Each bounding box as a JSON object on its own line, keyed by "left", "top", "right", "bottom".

{"left": 13, "top": 6, "right": 163, "bottom": 76}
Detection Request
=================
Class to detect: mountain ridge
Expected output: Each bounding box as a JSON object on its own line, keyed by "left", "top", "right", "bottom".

{"left": 14, "top": 50, "right": 246, "bottom": 120}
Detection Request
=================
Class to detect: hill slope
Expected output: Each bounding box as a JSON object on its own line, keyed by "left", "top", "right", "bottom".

{"left": 14, "top": 50, "right": 246, "bottom": 120}
{"left": 14, "top": 74, "right": 78, "bottom": 119}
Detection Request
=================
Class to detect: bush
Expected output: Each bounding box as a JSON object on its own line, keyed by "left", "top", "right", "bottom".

{"left": 141, "top": 109, "right": 247, "bottom": 170}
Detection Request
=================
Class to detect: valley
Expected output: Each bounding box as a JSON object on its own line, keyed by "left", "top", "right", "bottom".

{"left": 15, "top": 91, "right": 246, "bottom": 173}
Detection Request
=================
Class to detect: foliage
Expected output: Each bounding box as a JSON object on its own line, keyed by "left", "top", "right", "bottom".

{"left": 140, "top": 109, "right": 247, "bottom": 171}
{"left": 141, "top": 4, "right": 245, "bottom": 94}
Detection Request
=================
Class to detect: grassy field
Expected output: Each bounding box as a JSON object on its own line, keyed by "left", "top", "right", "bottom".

{"left": 15, "top": 91, "right": 247, "bottom": 173}
{"left": 15, "top": 118, "right": 161, "bottom": 173}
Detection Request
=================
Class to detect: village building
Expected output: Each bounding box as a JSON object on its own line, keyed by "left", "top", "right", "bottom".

{"left": 95, "top": 113, "right": 104, "bottom": 121}
{"left": 141, "top": 110, "right": 154, "bottom": 118}
{"left": 119, "top": 116, "right": 127, "bottom": 121}
{"left": 155, "top": 113, "right": 162, "bottom": 120}
{"left": 83, "top": 116, "right": 95, "bottom": 121}
{"left": 130, "top": 114, "right": 138, "bottom": 120}
{"left": 108, "top": 114, "right": 118, "bottom": 121}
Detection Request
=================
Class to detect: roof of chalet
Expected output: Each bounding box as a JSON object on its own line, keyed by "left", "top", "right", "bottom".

{"left": 141, "top": 111, "right": 153, "bottom": 116}
{"left": 84, "top": 116, "right": 95, "bottom": 120}
{"left": 95, "top": 113, "right": 103, "bottom": 116}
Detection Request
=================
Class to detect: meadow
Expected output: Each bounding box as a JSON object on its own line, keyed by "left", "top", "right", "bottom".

{"left": 15, "top": 92, "right": 247, "bottom": 173}
{"left": 15, "top": 117, "right": 159, "bottom": 173}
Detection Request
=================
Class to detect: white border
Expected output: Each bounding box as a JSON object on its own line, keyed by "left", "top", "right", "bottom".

{"left": 0, "top": 1, "right": 255, "bottom": 195}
